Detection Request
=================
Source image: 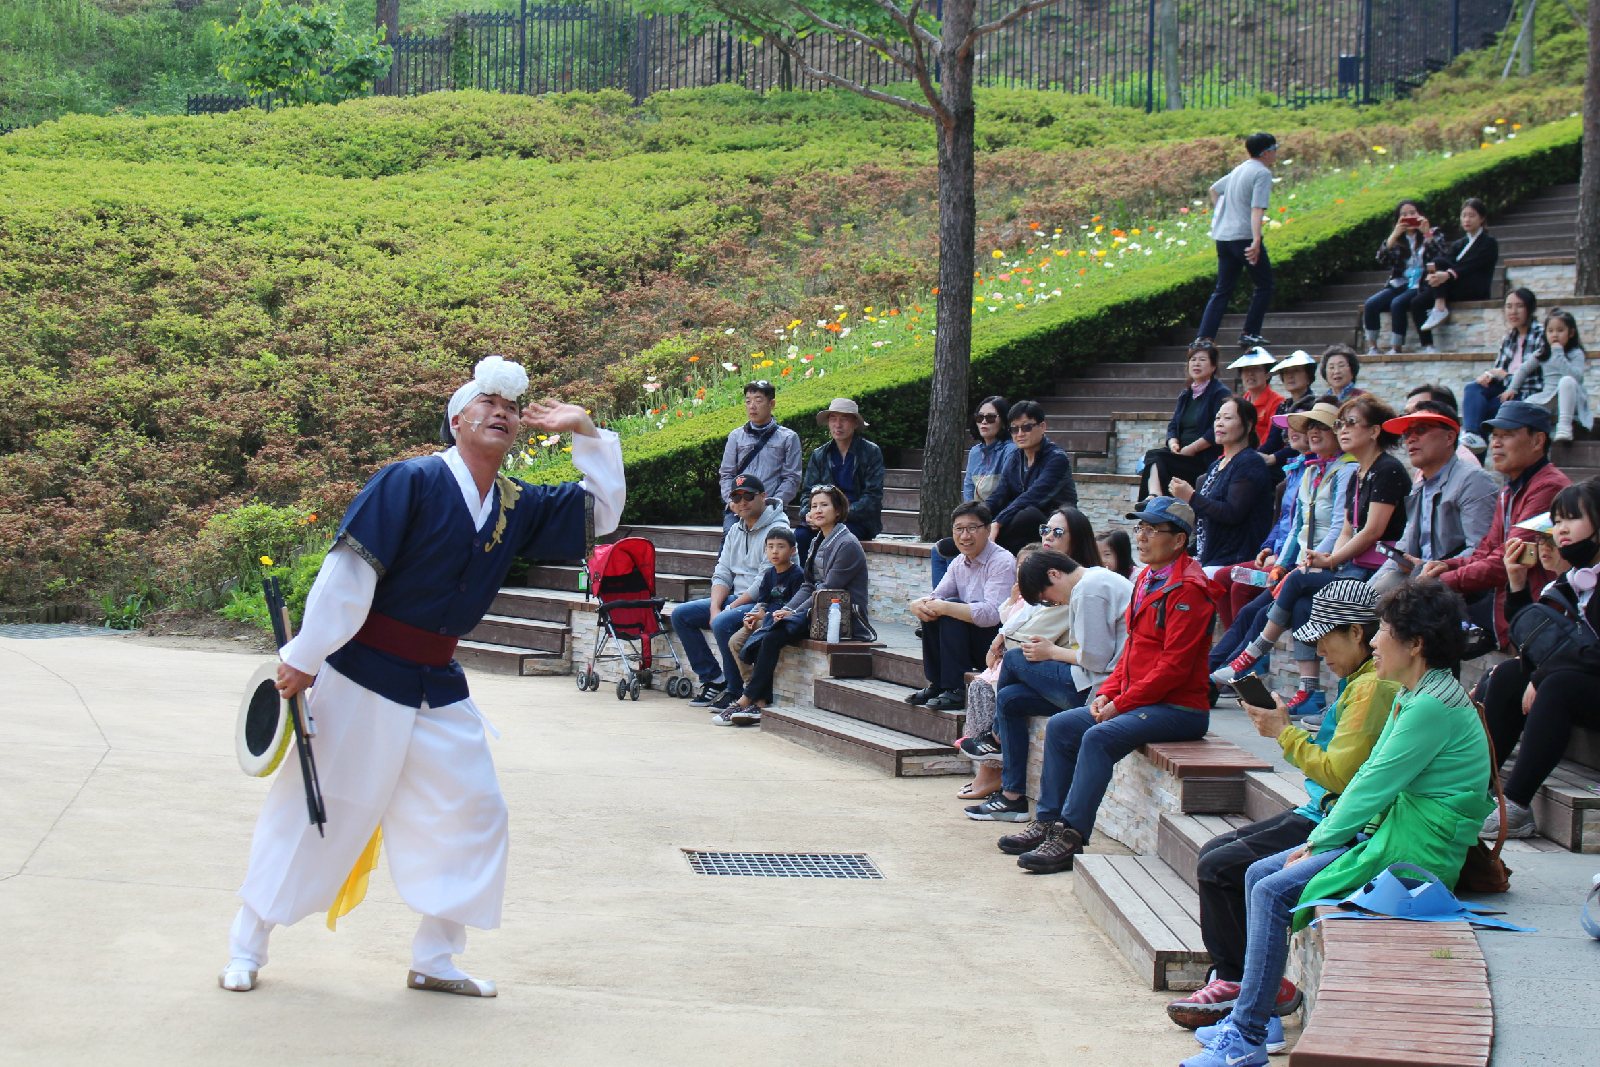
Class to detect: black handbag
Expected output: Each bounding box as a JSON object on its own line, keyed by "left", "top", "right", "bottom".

{"left": 1508, "top": 582, "right": 1600, "bottom": 674}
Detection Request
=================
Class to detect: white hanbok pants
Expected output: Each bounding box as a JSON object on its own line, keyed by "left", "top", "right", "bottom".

{"left": 231, "top": 665, "right": 508, "bottom": 971}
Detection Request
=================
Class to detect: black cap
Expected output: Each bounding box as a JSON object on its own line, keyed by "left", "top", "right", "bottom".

{"left": 1483, "top": 400, "right": 1552, "bottom": 435}
{"left": 730, "top": 473, "right": 766, "bottom": 495}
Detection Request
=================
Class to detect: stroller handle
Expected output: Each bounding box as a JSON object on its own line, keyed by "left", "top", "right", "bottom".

{"left": 597, "top": 598, "right": 667, "bottom": 616}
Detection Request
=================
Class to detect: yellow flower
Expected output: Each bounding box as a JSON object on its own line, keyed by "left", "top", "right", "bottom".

{"left": 1078, "top": 250, "right": 1087, "bottom": 257}
{"left": 260, "top": 556, "right": 274, "bottom": 567}
{"left": 1512, "top": 123, "right": 1522, "bottom": 130}
{"left": 1372, "top": 145, "right": 1387, "bottom": 154}
{"left": 864, "top": 306, "right": 873, "bottom": 313}
{"left": 562, "top": 446, "right": 572, "bottom": 453}
{"left": 991, "top": 250, "right": 1004, "bottom": 259}
{"left": 1130, "top": 228, "right": 1141, "bottom": 235}
{"left": 1094, "top": 250, "right": 1106, "bottom": 257}
{"left": 1054, "top": 228, "right": 1062, "bottom": 234}
{"left": 788, "top": 319, "right": 801, "bottom": 329}
{"left": 1094, "top": 225, "right": 1104, "bottom": 233}
{"left": 1496, "top": 118, "right": 1506, "bottom": 124}
{"left": 1482, "top": 142, "right": 1492, "bottom": 149}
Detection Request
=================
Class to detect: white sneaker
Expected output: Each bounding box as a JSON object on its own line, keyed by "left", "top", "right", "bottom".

{"left": 1366, "top": 346, "right": 1381, "bottom": 356}
{"left": 218, "top": 960, "right": 258, "bottom": 991}
{"left": 1420, "top": 345, "right": 1438, "bottom": 354}
{"left": 1421, "top": 307, "right": 1450, "bottom": 331}
{"left": 1481, "top": 799, "right": 1538, "bottom": 840}
{"left": 1460, "top": 431, "right": 1487, "bottom": 452}
{"left": 1555, "top": 426, "right": 1574, "bottom": 442}
{"left": 1385, "top": 348, "right": 1401, "bottom": 357}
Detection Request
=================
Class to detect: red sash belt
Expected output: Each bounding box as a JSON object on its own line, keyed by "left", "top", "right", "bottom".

{"left": 354, "top": 611, "right": 459, "bottom": 667}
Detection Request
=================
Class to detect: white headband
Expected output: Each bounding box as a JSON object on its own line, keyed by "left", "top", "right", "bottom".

{"left": 448, "top": 355, "right": 529, "bottom": 421}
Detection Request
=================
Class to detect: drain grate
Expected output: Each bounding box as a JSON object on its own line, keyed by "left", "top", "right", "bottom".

{"left": 682, "top": 850, "right": 883, "bottom": 879}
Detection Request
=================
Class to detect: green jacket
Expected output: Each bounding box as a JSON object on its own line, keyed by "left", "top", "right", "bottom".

{"left": 1295, "top": 668, "right": 1493, "bottom": 928}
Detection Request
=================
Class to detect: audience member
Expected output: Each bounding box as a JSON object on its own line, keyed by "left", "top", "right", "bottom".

{"left": 1040, "top": 506, "right": 1101, "bottom": 570}
{"left": 1460, "top": 287, "right": 1545, "bottom": 450}
{"left": 987, "top": 499, "right": 1214, "bottom": 869}
{"left": 796, "top": 398, "right": 884, "bottom": 559}
{"left": 984, "top": 400, "right": 1078, "bottom": 554}
{"left": 1214, "top": 396, "right": 1405, "bottom": 717}
{"left": 721, "top": 527, "right": 806, "bottom": 726}
{"left": 1168, "top": 581, "right": 1400, "bottom": 1038}
{"left": 1169, "top": 395, "right": 1274, "bottom": 575}
{"left": 1229, "top": 349, "right": 1282, "bottom": 444}
{"left": 1482, "top": 482, "right": 1600, "bottom": 839}
{"left": 1195, "top": 131, "right": 1279, "bottom": 350}
{"left": 1319, "top": 344, "right": 1365, "bottom": 403}
{"left": 1143, "top": 341, "right": 1232, "bottom": 498}
{"left": 1368, "top": 402, "right": 1497, "bottom": 595}
{"left": 1403, "top": 383, "right": 1480, "bottom": 472}
{"left": 1217, "top": 418, "right": 1309, "bottom": 627}
{"left": 1421, "top": 401, "right": 1570, "bottom": 648}
{"left": 908, "top": 502, "right": 1015, "bottom": 711}
{"left": 1363, "top": 199, "right": 1448, "bottom": 355}
{"left": 1184, "top": 579, "right": 1490, "bottom": 1067}
{"left": 676, "top": 474, "right": 792, "bottom": 710}
{"left": 1507, "top": 308, "right": 1590, "bottom": 443}
{"left": 964, "top": 547, "right": 1133, "bottom": 820}
{"left": 933, "top": 395, "right": 1020, "bottom": 588}
{"left": 956, "top": 543, "right": 1067, "bottom": 801}
{"left": 1415, "top": 197, "right": 1500, "bottom": 347}
{"left": 1097, "top": 529, "right": 1134, "bottom": 579}
{"left": 717, "top": 380, "right": 802, "bottom": 532}
{"left": 1258, "top": 350, "right": 1318, "bottom": 471}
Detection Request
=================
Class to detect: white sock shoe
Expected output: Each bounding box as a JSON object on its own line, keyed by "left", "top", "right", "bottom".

{"left": 220, "top": 903, "right": 273, "bottom": 990}
{"left": 408, "top": 914, "right": 494, "bottom": 994}
{"left": 219, "top": 958, "right": 258, "bottom": 991}
{"left": 1421, "top": 307, "right": 1450, "bottom": 331}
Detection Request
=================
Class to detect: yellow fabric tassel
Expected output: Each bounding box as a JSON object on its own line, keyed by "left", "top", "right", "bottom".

{"left": 326, "top": 827, "right": 383, "bottom": 931}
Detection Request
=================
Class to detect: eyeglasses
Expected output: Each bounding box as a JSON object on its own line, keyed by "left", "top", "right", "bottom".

{"left": 1010, "top": 422, "right": 1041, "bottom": 435}
{"left": 975, "top": 412, "right": 1000, "bottom": 423}
{"left": 1333, "top": 417, "right": 1366, "bottom": 429}
{"left": 1402, "top": 424, "right": 1451, "bottom": 438}
{"left": 1135, "top": 522, "right": 1178, "bottom": 536}
{"left": 808, "top": 484, "right": 836, "bottom": 494}
{"left": 952, "top": 524, "right": 987, "bottom": 537}
{"left": 1038, "top": 525, "right": 1067, "bottom": 540}
{"left": 729, "top": 491, "right": 757, "bottom": 502}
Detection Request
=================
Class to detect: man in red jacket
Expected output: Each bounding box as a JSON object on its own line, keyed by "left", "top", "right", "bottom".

{"left": 1418, "top": 402, "right": 1569, "bottom": 648}
{"left": 998, "top": 497, "right": 1220, "bottom": 873}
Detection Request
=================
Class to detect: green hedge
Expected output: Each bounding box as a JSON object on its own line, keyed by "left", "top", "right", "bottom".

{"left": 561, "top": 118, "right": 1581, "bottom": 525}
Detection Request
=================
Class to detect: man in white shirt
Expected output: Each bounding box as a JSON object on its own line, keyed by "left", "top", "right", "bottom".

{"left": 1195, "top": 132, "right": 1279, "bottom": 351}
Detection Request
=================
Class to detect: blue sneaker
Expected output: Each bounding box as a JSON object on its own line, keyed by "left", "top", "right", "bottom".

{"left": 1195, "top": 1016, "right": 1285, "bottom": 1055}
{"left": 1180, "top": 1021, "right": 1268, "bottom": 1067}
{"left": 1284, "top": 687, "right": 1326, "bottom": 721}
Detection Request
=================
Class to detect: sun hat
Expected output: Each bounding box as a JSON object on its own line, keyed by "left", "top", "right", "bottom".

{"left": 1229, "top": 347, "right": 1277, "bottom": 369}
{"left": 817, "top": 398, "right": 869, "bottom": 427}
{"left": 1294, "top": 578, "right": 1380, "bottom": 644}
{"left": 1286, "top": 401, "right": 1342, "bottom": 433}
{"left": 1383, "top": 410, "right": 1460, "bottom": 435}
{"left": 1271, "top": 350, "right": 1317, "bottom": 375}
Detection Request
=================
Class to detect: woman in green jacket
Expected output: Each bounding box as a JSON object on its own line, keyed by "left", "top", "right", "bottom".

{"left": 1183, "top": 579, "right": 1492, "bottom": 1067}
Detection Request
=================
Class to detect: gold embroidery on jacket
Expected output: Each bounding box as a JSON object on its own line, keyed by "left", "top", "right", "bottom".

{"left": 485, "top": 475, "right": 522, "bottom": 553}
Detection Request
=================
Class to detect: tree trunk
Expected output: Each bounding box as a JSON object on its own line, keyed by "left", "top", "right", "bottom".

{"left": 1578, "top": 0, "right": 1600, "bottom": 295}
{"left": 921, "top": 1, "right": 978, "bottom": 542}
{"left": 1159, "top": 0, "right": 1181, "bottom": 110}
{"left": 376, "top": 0, "right": 401, "bottom": 95}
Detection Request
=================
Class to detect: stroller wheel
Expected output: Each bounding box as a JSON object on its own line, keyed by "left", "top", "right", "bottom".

{"left": 574, "top": 669, "right": 588, "bottom": 692}
{"left": 587, "top": 670, "right": 601, "bottom": 691}
{"left": 615, "top": 677, "right": 629, "bottom": 701}
{"left": 673, "top": 676, "right": 693, "bottom": 699}
{"left": 629, "top": 677, "right": 642, "bottom": 701}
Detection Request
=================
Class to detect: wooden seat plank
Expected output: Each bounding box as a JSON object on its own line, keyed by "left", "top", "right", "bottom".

{"left": 1105, "top": 855, "right": 1205, "bottom": 947}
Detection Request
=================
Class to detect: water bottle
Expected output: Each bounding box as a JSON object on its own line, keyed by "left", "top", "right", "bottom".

{"left": 1230, "top": 565, "right": 1270, "bottom": 587}
{"left": 826, "top": 599, "right": 842, "bottom": 644}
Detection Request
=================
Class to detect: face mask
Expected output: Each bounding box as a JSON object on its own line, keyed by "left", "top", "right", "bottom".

{"left": 1557, "top": 533, "right": 1600, "bottom": 567}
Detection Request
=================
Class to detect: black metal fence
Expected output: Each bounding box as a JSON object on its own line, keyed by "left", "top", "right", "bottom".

{"left": 192, "top": 0, "right": 1514, "bottom": 116}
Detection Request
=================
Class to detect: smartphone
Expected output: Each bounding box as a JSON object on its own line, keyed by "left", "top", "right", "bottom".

{"left": 1515, "top": 542, "right": 1538, "bottom": 566}
{"left": 1373, "top": 542, "right": 1413, "bottom": 572}
{"left": 1231, "top": 672, "right": 1275, "bottom": 710}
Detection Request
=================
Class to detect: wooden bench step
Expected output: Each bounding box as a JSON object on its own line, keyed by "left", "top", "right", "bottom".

{"left": 467, "top": 613, "right": 568, "bottom": 654}
{"left": 1073, "top": 853, "right": 1209, "bottom": 991}
{"left": 455, "top": 639, "right": 566, "bottom": 676}
{"left": 869, "top": 646, "right": 925, "bottom": 689}
{"left": 1246, "top": 769, "right": 1311, "bottom": 822}
{"left": 812, "top": 676, "right": 965, "bottom": 746}
{"left": 1530, "top": 758, "right": 1600, "bottom": 853}
{"left": 1156, "top": 812, "right": 1256, "bottom": 891}
{"left": 760, "top": 705, "right": 966, "bottom": 777}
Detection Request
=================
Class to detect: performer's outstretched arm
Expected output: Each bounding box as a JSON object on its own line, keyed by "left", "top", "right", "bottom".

{"left": 278, "top": 544, "right": 378, "bottom": 690}
{"left": 570, "top": 428, "right": 625, "bottom": 537}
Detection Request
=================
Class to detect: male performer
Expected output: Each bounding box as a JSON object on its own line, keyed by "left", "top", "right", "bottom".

{"left": 220, "top": 355, "right": 625, "bottom": 996}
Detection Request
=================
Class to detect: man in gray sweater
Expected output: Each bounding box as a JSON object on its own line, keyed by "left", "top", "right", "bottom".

{"left": 673, "top": 474, "right": 792, "bottom": 710}
{"left": 718, "top": 380, "right": 802, "bottom": 532}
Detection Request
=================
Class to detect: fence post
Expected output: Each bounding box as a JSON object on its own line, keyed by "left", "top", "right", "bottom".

{"left": 1450, "top": 0, "right": 1461, "bottom": 57}
{"left": 1144, "top": 0, "right": 1156, "bottom": 113}
{"left": 1158, "top": 0, "right": 1179, "bottom": 110}
{"left": 518, "top": 0, "right": 528, "bottom": 95}
{"left": 1361, "top": 0, "right": 1373, "bottom": 103}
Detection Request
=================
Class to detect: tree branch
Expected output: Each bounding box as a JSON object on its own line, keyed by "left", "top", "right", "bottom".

{"left": 787, "top": 1, "right": 919, "bottom": 75}
{"left": 902, "top": 0, "right": 948, "bottom": 122}
{"left": 717, "top": 9, "right": 937, "bottom": 118}
{"left": 970, "top": 0, "right": 1062, "bottom": 41}
{"left": 863, "top": 0, "right": 941, "bottom": 49}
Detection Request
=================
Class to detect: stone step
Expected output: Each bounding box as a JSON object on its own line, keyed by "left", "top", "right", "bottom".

{"left": 872, "top": 646, "right": 926, "bottom": 689}
{"left": 1492, "top": 218, "right": 1578, "bottom": 239}
{"left": 884, "top": 486, "right": 920, "bottom": 511}
{"left": 1069, "top": 377, "right": 1188, "bottom": 399}
{"left": 1073, "top": 853, "right": 1210, "bottom": 992}
{"left": 1041, "top": 395, "right": 1174, "bottom": 417}
{"left": 886, "top": 468, "right": 922, "bottom": 488}
{"left": 489, "top": 586, "right": 575, "bottom": 623}
{"left": 812, "top": 676, "right": 964, "bottom": 745}
{"left": 760, "top": 704, "right": 967, "bottom": 776}
{"left": 1498, "top": 235, "right": 1574, "bottom": 255}
{"left": 1181, "top": 309, "right": 1368, "bottom": 331}
{"left": 1083, "top": 360, "right": 1189, "bottom": 379}
{"left": 466, "top": 613, "right": 568, "bottom": 654}
{"left": 455, "top": 638, "right": 566, "bottom": 676}
{"left": 1156, "top": 812, "right": 1257, "bottom": 891}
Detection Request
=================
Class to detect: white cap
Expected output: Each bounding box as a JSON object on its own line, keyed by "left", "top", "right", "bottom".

{"left": 1271, "top": 349, "right": 1318, "bottom": 374}
{"left": 1228, "top": 347, "right": 1276, "bottom": 369}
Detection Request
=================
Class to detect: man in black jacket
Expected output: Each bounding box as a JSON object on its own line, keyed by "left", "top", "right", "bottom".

{"left": 985, "top": 400, "right": 1077, "bottom": 554}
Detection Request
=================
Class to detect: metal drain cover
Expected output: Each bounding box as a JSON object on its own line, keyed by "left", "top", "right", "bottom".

{"left": 682, "top": 850, "right": 883, "bottom": 879}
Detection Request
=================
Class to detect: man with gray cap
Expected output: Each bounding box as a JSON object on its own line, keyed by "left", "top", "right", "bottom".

{"left": 1420, "top": 400, "right": 1570, "bottom": 648}
{"left": 796, "top": 397, "right": 884, "bottom": 560}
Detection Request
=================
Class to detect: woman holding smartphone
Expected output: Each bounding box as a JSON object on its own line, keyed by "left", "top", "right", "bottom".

{"left": 1363, "top": 199, "right": 1447, "bottom": 356}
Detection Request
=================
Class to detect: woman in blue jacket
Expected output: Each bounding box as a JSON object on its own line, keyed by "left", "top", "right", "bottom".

{"left": 1169, "top": 395, "right": 1274, "bottom": 575}
{"left": 1142, "top": 341, "right": 1231, "bottom": 498}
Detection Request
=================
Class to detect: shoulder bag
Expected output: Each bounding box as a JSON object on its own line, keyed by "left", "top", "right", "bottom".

{"left": 1456, "top": 700, "right": 1512, "bottom": 894}
{"left": 1508, "top": 582, "right": 1600, "bottom": 675}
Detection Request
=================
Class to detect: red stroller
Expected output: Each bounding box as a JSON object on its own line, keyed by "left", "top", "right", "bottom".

{"left": 573, "top": 536, "right": 694, "bottom": 701}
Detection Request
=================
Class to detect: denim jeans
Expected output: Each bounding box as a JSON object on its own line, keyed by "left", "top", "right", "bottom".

{"left": 1362, "top": 284, "right": 1426, "bottom": 343}
{"left": 994, "top": 649, "right": 1089, "bottom": 796}
{"left": 922, "top": 615, "right": 998, "bottom": 689}
{"left": 1265, "top": 563, "right": 1372, "bottom": 648}
{"left": 1462, "top": 377, "right": 1507, "bottom": 436}
{"left": 671, "top": 598, "right": 750, "bottom": 697}
{"left": 1210, "top": 588, "right": 1274, "bottom": 673}
{"left": 1198, "top": 238, "right": 1275, "bottom": 341}
{"left": 1035, "top": 702, "right": 1209, "bottom": 840}
{"left": 1230, "top": 843, "right": 1350, "bottom": 1045}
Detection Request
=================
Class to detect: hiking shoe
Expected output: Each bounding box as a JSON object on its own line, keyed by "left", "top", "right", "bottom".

{"left": 1180, "top": 1022, "right": 1267, "bottom": 1067}
{"left": 1189, "top": 336, "right": 1214, "bottom": 349}
{"left": 925, "top": 688, "right": 967, "bottom": 710}
{"left": 964, "top": 793, "right": 1030, "bottom": 822}
{"left": 1271, "top": 977, "right": 1303, "bottom": 1017}
{"left": 1421, "top": 307, "right": 1450, "bottom": 331}
{"left": 997, "top": 819, "right": 1049, "bottom": 855}
{"left": 1210, "top": 649, "right": 1260, "bottom": 686}
{"left": 957, "top": 732, "right": 1002, "bottom": 760}
{"left": 689, "top": 681, "right": 727, "bottom": 707}
{"left": 1460, "top": 431, "right": 1487, "bottom": 452}
{"left": 1167, "top": 976, "right": 1241, "bottom": 1028}
{"left": 1017, "top": 820, "right": 1084, "bottom": 873}
{"left": 729, "top": 705, "right": 762, "bottom": 726}
{"left": 1238, "top": 334, "right": 1269, "bottom": 349}
{"left": 1195, "top": 1016, "right": 1285, "bottom": 1055}
{"left": 1481, "top": 798, "right": 1538, "bottom": 839}
{"left": 905, "top": 685, "right": 939, "bottom": 706}
{"left": 709, "top": 707, "right": 738, "bottom": 726}
{"left": 1297, "top": 713, "right": 1324, "bottom": 731}
{"left": 1285, "top": 688, "right": 1325, "bottom": 719}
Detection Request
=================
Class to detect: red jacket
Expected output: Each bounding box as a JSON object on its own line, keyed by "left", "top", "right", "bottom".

{"left": 1101, "top": 555, "right": 1220, "bottom": 713}
{"left": 1435, "top": 458, "right": 1570, "bottom": 648}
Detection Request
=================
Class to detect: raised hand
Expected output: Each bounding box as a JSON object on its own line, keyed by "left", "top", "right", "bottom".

{"left": 521, "top": 399, "right": 598, "bottom": 437}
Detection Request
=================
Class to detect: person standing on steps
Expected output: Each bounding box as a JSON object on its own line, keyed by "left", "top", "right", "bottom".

{"left": 717, "top": 379, "right": 802, "bottom": 533}
{"left": 991, "top": 498, "right": 1217, "bottom": 871}
{"left": 1194, "top": 132, "right": 1279, "bottom": 351}
{"left": 219, "top": 356, "right": 626, "bottom": 998}
{"left": 907, "top": 501, "right": 1015, "bottom": 712}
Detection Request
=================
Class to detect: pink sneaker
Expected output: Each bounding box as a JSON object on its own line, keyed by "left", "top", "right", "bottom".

{"left": 1166, "top": 977, "right": 1241, "bottom": 1028}
{"left": 1210, "top": 649, "right": 1259, "bottom": 686}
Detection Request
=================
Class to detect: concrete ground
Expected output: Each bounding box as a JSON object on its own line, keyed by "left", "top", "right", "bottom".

{"left": 2, "top": 632, "right": 1197, "bottom": 1067}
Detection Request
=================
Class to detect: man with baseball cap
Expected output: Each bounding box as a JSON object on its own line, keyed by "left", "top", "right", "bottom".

{"left": 1169, "top": 579, "right": 1400, "bottom": 1050}
{"left": 1368, "top": 402, "right": 1496, "bottom": 595}
{"left": 672, "top": 472, "right": 792, "bottom": 710}
{"left": 996, "top": 497, "right": 1218, "bottom": 874}
{"left": 1419, "top": 401, "right": 1570, "bottom": 649}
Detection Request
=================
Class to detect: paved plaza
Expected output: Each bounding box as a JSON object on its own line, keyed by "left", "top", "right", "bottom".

{"left": 2, "top": 632, "right": 1196, "bottom": 1067}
